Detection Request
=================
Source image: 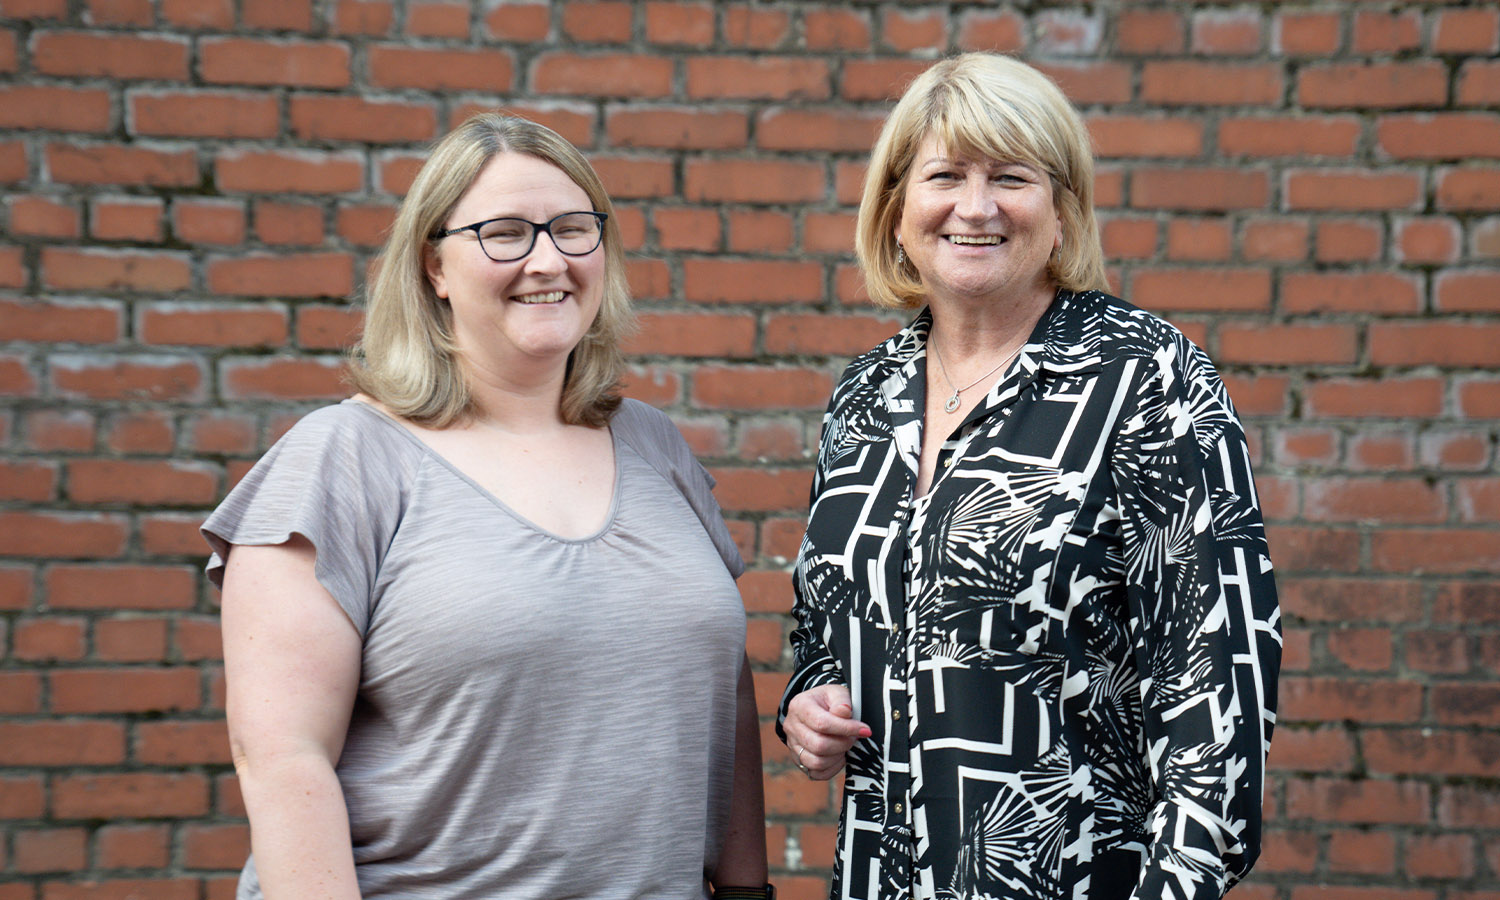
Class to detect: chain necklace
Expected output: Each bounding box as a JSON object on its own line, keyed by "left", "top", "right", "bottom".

{"left": 929, "top": 338, "right": 1024, "bottom": 413}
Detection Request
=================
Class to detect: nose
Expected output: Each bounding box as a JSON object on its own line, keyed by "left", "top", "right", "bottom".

{"left": 955, "top": 173, "right": 997, "bottom": 221}
{"left": 523, "top": 229, "right": 568, "bottom": 275}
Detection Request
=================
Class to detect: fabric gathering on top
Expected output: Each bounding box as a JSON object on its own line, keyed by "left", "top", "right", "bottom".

{"left": 203, "top": 398, "right": 746, "bottom": 900}
{"left": 780, "top": 290, "right": 1282, "bottom": 900}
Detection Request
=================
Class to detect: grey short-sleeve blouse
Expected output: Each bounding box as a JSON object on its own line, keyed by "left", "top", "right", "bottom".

{"left": 203, "top": 399, "right": 746, "bottom": 900}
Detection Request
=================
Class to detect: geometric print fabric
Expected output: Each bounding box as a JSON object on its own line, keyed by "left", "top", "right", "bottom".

{"left": 779, "top": 290, "right": 1282, "bottom": 900}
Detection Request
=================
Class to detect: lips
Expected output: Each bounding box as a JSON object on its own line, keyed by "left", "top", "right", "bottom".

{"left": 512, "top": 290, "right": 566, "bottom": 304}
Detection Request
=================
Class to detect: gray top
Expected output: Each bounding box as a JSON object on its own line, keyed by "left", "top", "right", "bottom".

{"left": 204, "top": 399, "right": 746, "bottom": 900}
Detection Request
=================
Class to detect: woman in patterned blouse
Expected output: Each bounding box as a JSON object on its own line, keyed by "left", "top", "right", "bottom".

{"left": 778, "top": 53, "right": 1281, "bottom": 900}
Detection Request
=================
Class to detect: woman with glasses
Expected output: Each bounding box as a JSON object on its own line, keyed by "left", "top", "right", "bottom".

{"left": 203, "top": 114, "right": 769, "bottom": 900}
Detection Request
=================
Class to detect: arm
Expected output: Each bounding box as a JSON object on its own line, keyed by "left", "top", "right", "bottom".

{"left": 713, "top": 655, "right": 768, "bottom": 889}
{"left": 222, "top": 536, "right": 363, "bottom": 900}
{"left": 1115, "top": 345, "right": 1282, "bottom": 900}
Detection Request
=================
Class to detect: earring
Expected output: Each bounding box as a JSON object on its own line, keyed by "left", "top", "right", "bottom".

{"left": 896, "top": 244, "right": 905, "bottom": 266}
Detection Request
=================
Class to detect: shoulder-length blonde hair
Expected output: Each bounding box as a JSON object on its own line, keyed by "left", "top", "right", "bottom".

{"left": 348, "top": 113, "right": 634, "bottom": 428}
{"left": 855, "top": 52, "right": 1109, "bottom": 309}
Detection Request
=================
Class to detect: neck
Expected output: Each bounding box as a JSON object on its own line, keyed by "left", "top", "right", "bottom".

{"left": 460, "top": 354, "right": 571, "bottom": 434}
{"left": 927, "top": 285, "right": 1052, "bottom": 367}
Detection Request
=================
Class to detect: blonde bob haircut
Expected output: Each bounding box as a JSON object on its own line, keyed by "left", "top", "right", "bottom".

{"left": 348, "top": 113, "right": 634, "bottom": 429}
{"left": 856, "top": 53, "right": 1109, "bottom": 309}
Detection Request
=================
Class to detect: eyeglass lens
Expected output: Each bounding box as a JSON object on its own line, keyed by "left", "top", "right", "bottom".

{"left": 478, "top": 213, "right": 603, "bottom": 262}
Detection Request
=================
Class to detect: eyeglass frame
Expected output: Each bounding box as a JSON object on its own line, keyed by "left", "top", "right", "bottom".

{"left": 432, "top": 210, "right": 610, "bottom": 263}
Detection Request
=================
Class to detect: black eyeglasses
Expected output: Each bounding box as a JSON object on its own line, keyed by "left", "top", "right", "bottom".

{"left": 434, "top": 211, "right": 608, "bottom": 263}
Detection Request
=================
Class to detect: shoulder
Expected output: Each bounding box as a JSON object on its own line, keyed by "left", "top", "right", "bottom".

{"left": 258, "top": 400, "right": 424, "bottom": 479}
{"left": 612, "top": 398, "right": 689, "bottom": 452}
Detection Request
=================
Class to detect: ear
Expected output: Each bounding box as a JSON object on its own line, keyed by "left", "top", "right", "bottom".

{"left": 423, "top": 243, "right": 448, "bottom": 299}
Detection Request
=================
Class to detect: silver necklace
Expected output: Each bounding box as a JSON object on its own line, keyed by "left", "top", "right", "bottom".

{"left": 929, "top": 338, "right": 1023, "bottom": 413}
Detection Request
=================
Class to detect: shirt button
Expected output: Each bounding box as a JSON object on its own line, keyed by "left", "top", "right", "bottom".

{"left": 894, "top": 802, "right": 903, "bottom": 814}
{"left": 892, "top": 709, "right": 902, "bottom": 720}
{"left": 943, "top": 458, "right": 952, "bottom": 467}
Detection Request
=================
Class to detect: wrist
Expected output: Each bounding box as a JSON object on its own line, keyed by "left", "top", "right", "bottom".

{"left": 713, "top": 885, "right": 775, "bottom": 900}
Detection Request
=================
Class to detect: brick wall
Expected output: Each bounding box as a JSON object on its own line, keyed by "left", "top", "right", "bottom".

{"left": 2, "top": 1, "right": 1498, "bottom": 898}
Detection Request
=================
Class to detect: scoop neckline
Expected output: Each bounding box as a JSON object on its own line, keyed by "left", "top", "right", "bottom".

{"left": 341, "top": 399, "right": 623, "bottom": 545}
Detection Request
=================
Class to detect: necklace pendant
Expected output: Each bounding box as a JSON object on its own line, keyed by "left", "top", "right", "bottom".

{"left": 944, "top": 392, "right": 960, "bottom": 413}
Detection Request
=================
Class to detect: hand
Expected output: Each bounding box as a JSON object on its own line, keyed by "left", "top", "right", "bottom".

{"left": 783, "top": 684, "right": 871, "bottom": 781}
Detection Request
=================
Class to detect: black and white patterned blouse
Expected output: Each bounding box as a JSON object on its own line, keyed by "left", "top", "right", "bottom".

{"left": 779, "top": 290, "right": 1281, "bottom": 900}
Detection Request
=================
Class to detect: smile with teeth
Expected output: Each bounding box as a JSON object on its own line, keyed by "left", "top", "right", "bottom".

{"left": 947, "top": 235, "right": 1002, "bottom": 245}
{"left": 513, "top": 290, "right": 566, "bottom": 304}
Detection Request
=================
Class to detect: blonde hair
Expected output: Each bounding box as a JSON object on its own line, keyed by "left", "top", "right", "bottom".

{"left": 855, "top": 53, "right": 1109, "bottom": 309}
{"left": 349, "top": 113, "right": 634, "bottom": 428}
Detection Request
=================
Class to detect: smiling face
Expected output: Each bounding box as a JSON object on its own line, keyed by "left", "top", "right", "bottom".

{"left": 896, "top": 134, "right": 1061, "bottom": 310}
{"left": 425, "top": 151, "right": 605, "bottom": 378}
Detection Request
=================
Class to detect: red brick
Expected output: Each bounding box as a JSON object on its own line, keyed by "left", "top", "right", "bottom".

{"left": 220, "top": 356, "right": 347, "bottom": 400}
{"left": 1372, "top": 530, "right": 1500, "bottom": 575}
{"left": 727, "top": 211, "right": 794, "bottom": 253}
{"left": 1327, "top": 829, "right": 1396, "bottom": 875}
{"left": 67, "top": 459, "right": 216, "bottom": 505}
{"left": 1314, "top": 218, "right": 1382, "bottom": 263}
{"left": 243, "top": 0, "right": 311, "bottom": 30}
{"left": 50, "top": 354, "right": 204, "bottom": 402}
{"left": 1219, "top": 116, "right": 1361, "bottom": 158}
{"left": 1352, "top": 10, "right": 1422, "bottom": 54}
{"left": 840, "top": 58, "right": 931, "bottom": 102}
{"left": 1433, "top": 8, "right": 1500, "bottom": 54}
{"left": 405, "top": 2, "right": 468, "bottom": 38}
{"left": 52, "top": 773, "right": 209, "bottom": 819}
{"left": 96, "top": 824, "right": 170, "bottom": 869}
{"left": 200, "top": 37, "right": 350, "bottom": 88}
{"left": 33, "top": 30, "right": 189, "bottom": 80}
{"left": 139, "top": 513, "right": 208, "bottom": 557}
{"left": 1087, "top": 116, "right": 1203, "bottom": 159}
{"left": 13, "top": 616, "right": 86, "bottom": 661}
{"left": 1258, "top": 828, "right": 1318, "bottom": 874}
{"left": 182, "top": 822, "right": 250, "bottom": 870}
{"left": 1281, "top": 272, "right": 1422, "bottom": 314}
{"left": 683, "top": 160, "right": 824, "bottom": 205}
{"left": 1366, "top": 729, "right": 1500, "bottom": 778}
{"left": 0, "top": 140, "right": 28, "bottom": 183}
{"left": 1305, "top": 377, "right": 1443, "bottom": 419}
{"left": 42, "top": 878, "right": 201, "bottom": 900}
{"left": 0, "top": 775, "right": 45, "bottom": 819}
{"left": 682, "top": 260, "right": 823, "bottom": 305}
{"left": 175, "top": 615, "right": 225, "bottom": 662}
{"left": 50, "top": 667, "right": 201, "bottom": 714}
{"left": 334, "top": 202, "right": 395, "bottom": 247}
{"left": 757, "top": 108, "right": 885, "bottom": 153}
{"left": 215, "top": 149, "right": 364, "bottom": 194}
{"left": 0, "top": 671, "right": 42, "bottom": 714}
{"left": 161, "top": 0, "right": 234, "bottom": 29}
{"left": 1405, "top": 833, "right": 1474, "bottom": 880}
{"left": 366, "top": 45, "right": 512, "bottom": 92}
{"left": 693, "top": 366, "right": 833, "bottom": 411}
{"left": 606, "top": 108, "right": 747, "bottom": 150}
{"left": 560, "top": 0, "right": 630, "bottom": 42}
{"left": 1438, "top": 168, "right": 1500, "bottom": 212}
{"left": 21, "top": 410, "right": 94, "bottom": 453}
{"left": 1395, "top": 217, "right": 1461, "bottom": 264}
{"left": 1326, "top": 628, "right": 1393, "bottom": 672}
{"left": 643, "top": 2, "right": 713, "bottom": 47}
{"left": 625, "top": 314, "right": 755, "bottom": 358}
{"left": 0, "top": 85, "right": 111, "bottom": 132}
{"left": 1035, "top": 62, "right": 1134, "bottom": 106}
{"left": 1191, "top": 9, "right": 1262, "bottom": 55}
{"left": 764, "top": 314, "right": 902, "bottom": 357}
{"left": 207, "top": 252, "right": 352, "bottom": 298}
{"left": 1131, "top": 269, "right": 1271, "bottom": 312}
{"left": 1280, "top": 677, "right": 1424, "bottom": 724}
{"left": 137, "top": 720, "right": 232, "bottom": 765}
{"left": 1117, "top": 8, "right": 1184, "bottom": 54}
{"left": 1379, "top": 114, "right": 1500, "bottom": 161}
{"left": 172, "top": 199, "right": 245, "bottom": 245}
{"left": 723, "top": 5, "right": 789, "bottom": 50}
{"left": 1299, "top": 62, "right": 1448, "bottom": 109}
{"left": 13, "top": 827, "right": 87, "bottom": 873}
{"left": 1131, "top": 168, "right": 1267, "bottom": 210}
{"left": 533, "top": 52, "right": 672, "bottom": 97}
{"left": 8, "top": 195, "right": 81, "bottom": 239}
{"left": 1287, "top": 170, "right": 1424, "bottom": 212}
{"left": 710, "top": 468, "right": 813, "bottom": 514}
{"left": 483, "top": 2, "right": 550, "bottom": 41}
{"left": 1459, "top": 377, "right": 1500, "bottom": 417}
{"left": 296, "top": 305, "right": 362, "bottom": 351}
{"left": 1285, "top": 777, "right": 1430, "bottom": 824}
{"left": 0, "top": 299, "right": 119, "bottom": 344}
{"left": 288, "top": 94, "right": 436, "bottom": 143}
{"left": 94, "top": 617, "right": 169, "bottom": 662}
{"left": 1370, "top": 323, "right": 1500, "bottom": 367}
{"left": 1420, "top": 429, "right": 1491, "bottom": 471}
{"left": 1265, "top": 724, "right": 1355, "bottom": 773}
{"left": 884, "top": 9, "right": 949, "bottom": 53}
{"left": 619, "top": 364, "right": 681, "bottom": 406}
{"left": 1142, "top": 62, "right": 1282, "bottom": 105}
{"left": 0, "top": 512, "right": 129, "bottom": 559}
{"left": 804, "top": 8, "right": 870, "bottom": 51}
{"left": 1217, "top": 324, "right": 1356, "bottom": 366}
{"left": 1458, "top": 61, "right": 1500, "bottom": 107}
{"left": 1438, "top": 785, "right": 1500, "bottom": 828}
{"left": 1436, "top": 270, "right": 1500, "bottom": 312}
{"left": 687, "top": 56, "right": 829, "bottom": 101}
{"left": 130, "top": 90, "right": 278, "bottom": 139}
{"left": 1033, "top": 10, "right": 1102, "bottom": 54}
{"left": 91, "top": 196, "right": 165, "bottom": 242}
{"left": 1431, "top": 683, "right": 1500, "bottom": 726}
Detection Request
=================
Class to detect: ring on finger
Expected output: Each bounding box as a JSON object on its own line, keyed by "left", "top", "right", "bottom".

{"left": 794, "top": 745, "right": 812, "bottom": 775}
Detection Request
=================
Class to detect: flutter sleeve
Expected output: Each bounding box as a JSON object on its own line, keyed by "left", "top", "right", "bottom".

{"left": 202, "top": 403, "right": 411, "bottom": 636}
{"left": 1111, "top": 336, "right": 1282, "bottom": 900}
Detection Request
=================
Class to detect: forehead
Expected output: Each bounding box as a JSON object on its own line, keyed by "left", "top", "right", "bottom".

{"left": 451, "top": 152, "right": 590, "bottom": 219}
{"left": 912, "top": 132, "right": 1035, "bottom": 170}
